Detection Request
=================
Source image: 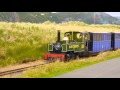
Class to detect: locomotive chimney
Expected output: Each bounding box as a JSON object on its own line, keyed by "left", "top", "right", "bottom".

{"left": 57, "top": 30, "right": 60, "bottom": 42}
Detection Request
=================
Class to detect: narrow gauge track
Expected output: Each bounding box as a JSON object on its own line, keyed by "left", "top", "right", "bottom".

{"left": 0, "top": 61, "right": 48, "bottom": 77}
{"left": 0, "top": 54, "right": 97, "bottom": 77}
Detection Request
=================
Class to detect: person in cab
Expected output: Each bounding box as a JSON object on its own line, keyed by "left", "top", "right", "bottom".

{"left": 63, "top": 33, "right": 70, "bottom": 44}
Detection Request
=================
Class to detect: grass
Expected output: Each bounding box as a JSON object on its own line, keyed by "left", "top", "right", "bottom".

{"left": 12, "top": 49, "right": 120, "bottom": 78}
{"left": 1, "top": 21, "right": 120, "bottom": 68}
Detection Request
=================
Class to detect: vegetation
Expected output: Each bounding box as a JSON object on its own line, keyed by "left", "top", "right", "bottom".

{"left": 12, "top": 49, "right": 120, "bottom": 78}
{"left": 1, "top": 21, "right": 120, "bottom": 68}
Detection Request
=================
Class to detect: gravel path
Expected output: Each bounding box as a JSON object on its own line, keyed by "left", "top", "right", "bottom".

{"left": 54, "top": 57, "right": 120, "bottom": 78}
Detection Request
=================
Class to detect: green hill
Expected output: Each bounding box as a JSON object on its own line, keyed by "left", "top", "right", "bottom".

{"left": 0, "top": 12, "right": 119, "bottom": 24}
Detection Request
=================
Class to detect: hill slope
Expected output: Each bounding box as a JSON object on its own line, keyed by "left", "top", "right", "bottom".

{"left": 0, "top": 12, "right": 119, "bottom": 24}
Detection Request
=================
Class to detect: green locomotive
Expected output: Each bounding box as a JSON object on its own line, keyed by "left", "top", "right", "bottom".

{"left": 44, "top": 30, "right": 90, "bottom": 61}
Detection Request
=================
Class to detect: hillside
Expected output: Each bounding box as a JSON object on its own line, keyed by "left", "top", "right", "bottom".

{"left": 0, "top": 12, "right": 119, "bottom": 24}
{"left": 54, "top": 12, "right": 119, "bottom": 24}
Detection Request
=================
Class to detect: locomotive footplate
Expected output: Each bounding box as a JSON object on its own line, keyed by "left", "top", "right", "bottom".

{"left": 44, "top": 53, "right": 65, "bottom": 61}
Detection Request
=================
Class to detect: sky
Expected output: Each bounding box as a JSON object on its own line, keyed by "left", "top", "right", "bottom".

{"left": 52, "top": 12, "right": 120, "bottom": 17}
{"left": 104, "top": 12, "right": 120, "bottom": 17}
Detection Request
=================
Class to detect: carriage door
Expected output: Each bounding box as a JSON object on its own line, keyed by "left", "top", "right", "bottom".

{"left": 84, "top": 33, "right": 90, "bottom": 51}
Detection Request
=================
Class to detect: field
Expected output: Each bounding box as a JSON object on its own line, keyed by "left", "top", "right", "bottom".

{"left": 1, "top": 21, "right": 120, "bottom": 68}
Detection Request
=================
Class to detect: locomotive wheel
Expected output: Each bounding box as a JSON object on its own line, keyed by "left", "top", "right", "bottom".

{"left": 65, "top": 54, "right": 71, "bottom": 62}
{"left": 71, "top": 53, "right": 76, "bottom": 59}
{"left": 84, "top": 52, "right": 90, "bottom": 57}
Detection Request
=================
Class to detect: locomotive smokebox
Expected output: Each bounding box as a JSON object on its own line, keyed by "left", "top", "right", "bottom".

{"left": 57, "top": 30, "right": 60, "bottom": 42}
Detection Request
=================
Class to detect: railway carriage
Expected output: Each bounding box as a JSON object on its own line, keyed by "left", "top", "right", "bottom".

{"left": 88, "top": 32, "right": 112, "bottom": 53}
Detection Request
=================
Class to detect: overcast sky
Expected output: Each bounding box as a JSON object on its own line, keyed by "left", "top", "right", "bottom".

{"left": 104, "top": 12, "right": 120, "bottom": 17}
{"left": 52, "top": 12, "right": 120, "bottom": 17}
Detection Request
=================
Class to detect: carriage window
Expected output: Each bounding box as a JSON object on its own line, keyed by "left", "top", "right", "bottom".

{"left": 93, "top": 34, "right": 97, "bottom": 41}
{"left": 96, "top": 34, "right": 99, "bottom": 41}
{"left": 98, "top": 34, "right": 100, "bottom": 41}
{"left": 99, "top": 35, "right": 101, "bottom": 40}
{"left": 116, "top": 34, "right": 120, "bottom": 39}
{"left": 84, "top": 34, "right": 87, "bottom": 40}
{"left": 115, "top": 34, "right": 119, "bottom": 39}
{"left": 93, "top": 34, "right": 102, "bottom": 41}
{"left": 97, "top": 34, "right": 99, "bottom": 41}
{"left": 118, "top": 34, "right": 120, "bottom": 39}
{"left": 107, "top": 34, "right": 111, "bottom": 40}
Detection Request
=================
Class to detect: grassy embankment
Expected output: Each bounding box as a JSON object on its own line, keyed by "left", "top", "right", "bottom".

{"left": 0, "top": 21, "right": 120, "bottom": 68}
{"left": 15, "top": 49, "right": 120, "bottom": 78}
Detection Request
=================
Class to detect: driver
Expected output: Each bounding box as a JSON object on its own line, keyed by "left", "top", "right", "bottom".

{"left": 63, "top": 33, "right": 69, "bottom": 44}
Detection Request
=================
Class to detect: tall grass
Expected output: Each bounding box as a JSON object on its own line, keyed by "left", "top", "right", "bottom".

{"left": 0, "top": 21, "right": 120, "bottom": 68}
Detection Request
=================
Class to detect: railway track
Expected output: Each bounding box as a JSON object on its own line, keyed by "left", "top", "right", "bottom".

{"left": 0, "top": 61, "right": 48, "bottom": 77}
{"left": 0, "top": 54, "right": 98, "bottom": 77}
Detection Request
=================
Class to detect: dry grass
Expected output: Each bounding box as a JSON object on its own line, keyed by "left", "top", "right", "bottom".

{"left": 0, "top": 21, "right": 120, "bottom": 68}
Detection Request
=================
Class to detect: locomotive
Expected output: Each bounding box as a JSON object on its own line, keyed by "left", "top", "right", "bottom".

{"left": 44, "top": 30, "right": 120, "bottom": 61}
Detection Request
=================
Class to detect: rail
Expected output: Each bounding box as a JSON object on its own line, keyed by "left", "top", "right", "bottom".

{"left": 0, "top": 61, "right": 48, "bottom": 77}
